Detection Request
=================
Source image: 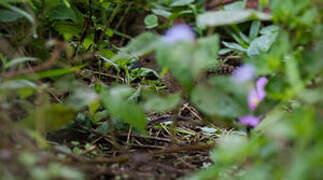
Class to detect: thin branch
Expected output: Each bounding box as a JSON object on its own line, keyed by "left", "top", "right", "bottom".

{"left": 0, "top": 42, "right": 64, "bottom": 79}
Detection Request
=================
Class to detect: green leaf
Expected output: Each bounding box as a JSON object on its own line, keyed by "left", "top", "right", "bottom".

{"left": 142, "top": 93, "right": 181, "bottom": 112}
{"left": 197, "top": 10, "right": 272, "bottom": 28}
{"left": 23, "top": 104, "right": 76, "bottom": 132}
{"left": 62, "top": 0, "right": 71, "bottom": 8}
{"left": 191, "top": 76, "right": 250, "bottom": 118}
{"left": 0, "top": 80, "right": 37, "bottom": 90}
{"left": 4, "top": 57, "right": 38, "bottom": 69}
{"left": 66, "top": 88, "right": 99, "bottom": 110}
{"left": 144, "top": 14, "right": 159, "bottom": 29}
{"left": 0, "top": 80, "right": 37, "bottom": 98}
{"left": 101, "top": 86, "right": 147, "bottom": 134}
{"left": 53, "top": 21, "right": 82, "bottom": 40}
{"left": 222, "top": 41, "right": 247, "bottom": 52}
{"left": 0, "top": 0, "right": 28, "bottom": 2}
{"left": 259, "top": 25, "right": 279, "bottom": 35}
{"left": 48, "top": 4, "right": 83, "bottom": 24}
{"left": 0, "top": 2, "right": 34, "bottom": 24}
{"left": 249, "top": 20, "right": 261, "bottom": 40}
{"left": 0, "top": 9, "right": 23, "bottom": 22}
{"left": 156, "top": 35, "right": 219, "bottom": 91}
{"left": 247, "top": 32, "right": 278, "bottom": 56}
{"left": 21, "top": 65, "right": 85, "bottom": 79}
{"left": 170, "top": 0, "right": 195, "bottom": 7}
{"left": 112, "top": 32, "right": 160, "bottom": 61}
{"left": 223, "top": 1, "right": 245, "bottom": 10}
{"left": 152, "top": 8, "right": 172, "bottom": 18}
{"left": 0, "top": 2, "right": 36, "bottom": 33}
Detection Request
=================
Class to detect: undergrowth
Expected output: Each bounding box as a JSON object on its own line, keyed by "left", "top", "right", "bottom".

{"left": 0, "top": 0, "right": 322, "bottom": 179}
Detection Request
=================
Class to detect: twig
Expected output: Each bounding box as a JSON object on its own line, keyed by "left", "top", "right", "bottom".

{"left": 115, "top": 3, "right": 132, "bottom": 31}
{"left": 89, "top": 70, "right": 125, "bottom": 82}
{"left": 97, "top": 3, "right": 122, "bottom": 45}
{"left": 150, "top": 143, "right": 215, "bottom": 155}
{"left": 90, "top": 129, "right": 124, "bottom": 150}
{"left": 55, "top": 143, "right": 215, "bottom": 164}
{"left": 46, "top": 88, "right": 62, "bottom": 103}
{"left": 117, "top": 132, "right": 171, "bottom": 143}
{"left": 182, "top": 103, "right": 202, "bottom": 120}
{"left": 130, "top": 143, "right": 165, "bottom": 149}
{"left": 79, "top": 145, "right": 97, "bottom": 156}
{"left": 126, "top": 126, "right": 132, "bottom": 145}
{"left": 0, "top": 42, "right": 64, "bottom": 79}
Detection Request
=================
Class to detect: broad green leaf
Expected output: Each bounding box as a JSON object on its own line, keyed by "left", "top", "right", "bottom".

{"left": 48, "top": 4, "right": 83, "bottom": 24}
{"left": 157, "top": 35, "right": 219, "bottom": 91}
{"left": 101, "top": 86, "right": 147, "bottom": 134}
{"left": 255, "top": 104, "right": 285, "bottom": 133}
{"left": 223, "top": 1, "right": 245, "bottom": 10}
{"left": 197, "top": 10, "right": 272, "bottom": 28}
{"left": 284, "top": 55, "right": 303, "bottom": 94}
{"left": 44, "top": 0, "right": 61, "bottom": 8}
{"left": 112, "top": 32, "right": 160, "bottom": 61}
{"left": 247, "top": 32, "right": 278, "bottom": 56}
{"left": 142, "top": 93, "right": 181, "bottom": 112}
{"left": 156, "top": 43, "right": 194, "bottom": 90}
{"left": 152, "top": 8, "right": 172, "bottom": 18}
{"left": 66, "top": 88, "right": 99, "bottom": 110}
{"left": 53, "top": 21, "right": 82, "bottom": 40}
{"left": 23, "top": 104, "right": 76, "bottom": 132}
{"left": 191, "top": 76, "right": 250, "bottom": 118}
{"left": 144, "top": 14, "right": 159, "bottom": 29}
{"left": 259, "top": 25, "right": 279, "bottom": 35}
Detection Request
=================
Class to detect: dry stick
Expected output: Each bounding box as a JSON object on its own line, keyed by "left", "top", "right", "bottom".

{"left": 73, "top": 17, "right": 90, "bottom": 58}
{"left": 79, "top": 145, "right": 97, "bottom": 156}
{"left": 116, "top": 132, "right": 171, "bottom": 143}
{"left": 0, "top": 44, "right": 63, "bottom": 79}
{"left": 130, "top": 143, "right": 165, "bottom": 149}
{"left": 53, "top": 143, "right": 215, "bottom": 164}
{"left": 76, "top": 143, "right": 215, "bottom": 164}
{"left": 46, "top": 88, "right": 62, "bottom": 103}
{"left": 90, "top": 129, "right": 124, "bottom": 150}
{"left": 114, "top": 3, "right": 132, "bottom": 31}
{"left": 90, "top": 70, "right": 125, "bottom": 82}
{"left": 126, "top": 126, "right": 132, "bottom": 145}
{"left": 183, "top": 103, "right": 202, "bottom": 120}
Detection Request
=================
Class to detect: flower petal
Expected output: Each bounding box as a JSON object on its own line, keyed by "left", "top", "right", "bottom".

{"left": 256, "top": 77, "right": 268, "bottom": 100}
{"left": 232, "top": 64, "right": 255, "bottom": 83}
{"left": 238, "top": 115, "right": 261, "bottom": 127}
{"left": 163, "top": 24, "right": 195, "bottom": 44}
{"left": 248, "top": 89, "right": 259, "bottom": 111}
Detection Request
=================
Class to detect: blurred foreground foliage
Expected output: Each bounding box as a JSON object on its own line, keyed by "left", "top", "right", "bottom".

{"left": 0, "top": 0, "right": 322, "bottom": 179}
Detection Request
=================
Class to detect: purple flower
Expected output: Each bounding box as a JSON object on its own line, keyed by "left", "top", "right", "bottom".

{"left": 163, "top": 24, "right": 195, "bottom": 44}
{"left": 232, "top": 64, "right": 255, "bottom": 83}
{"left": 238, "top": 115, "right": 261, "bottom": 127}
{"left": 248, "top": 77, "right": 268, "bottom": 110}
